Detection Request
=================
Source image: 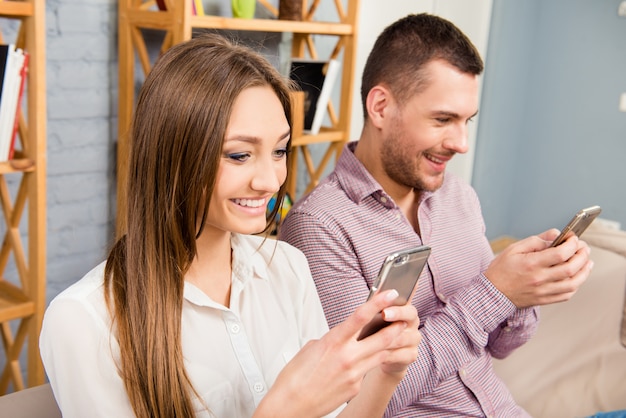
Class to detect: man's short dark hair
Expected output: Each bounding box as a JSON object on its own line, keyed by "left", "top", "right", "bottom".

{"left": 360, "top": 13, "right": 484, "bottom": 117}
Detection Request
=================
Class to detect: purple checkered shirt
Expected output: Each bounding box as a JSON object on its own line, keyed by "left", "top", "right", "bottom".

{"left": 279, "top": 142, "right": 537, "bottom": 417}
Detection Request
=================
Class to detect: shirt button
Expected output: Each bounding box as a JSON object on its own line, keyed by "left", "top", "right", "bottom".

{"left": 230, "top": 324, "right": 240, "bottom": 334}
{"left": 437, "top": 293, "right": 446, "bottom": 302}
{"left": 380, "top": 196, "right": 388, "bottom": 203}
{"left": 459, "top": 369, "right": 467, "bottom": 377}
{"left": 253, "top": 382, "right": 264, "bottom": 393}
{"left": 503, "top": 326, "right": 512, "bottom": 332}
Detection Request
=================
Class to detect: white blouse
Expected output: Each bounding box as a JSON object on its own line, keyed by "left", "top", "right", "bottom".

{"left": 40, "top": 234, "right": 342, "bottom": 417}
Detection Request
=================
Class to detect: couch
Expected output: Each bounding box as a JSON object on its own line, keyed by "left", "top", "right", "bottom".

{"left": 0, "top": 383, "right": 60, "bottom": 418}
{"left": 492, "top": 221, "right": 626, "bottom": 417}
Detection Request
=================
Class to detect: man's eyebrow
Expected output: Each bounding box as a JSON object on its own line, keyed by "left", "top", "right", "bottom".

{"left": 431, "top": 110, "right": 479, "bottom": 119}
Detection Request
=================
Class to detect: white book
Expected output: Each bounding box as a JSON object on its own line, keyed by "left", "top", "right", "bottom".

{"left": 290, "top": 58, "right": 341, "bottom": 135}
{"left": 308, "top": 59, "right": 340, "bottom": 135}
{"left": 0, "top": 45, "right": 24, "bottom": 161}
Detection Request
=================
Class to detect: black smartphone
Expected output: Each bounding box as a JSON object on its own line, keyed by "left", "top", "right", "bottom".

{"left": 357, "top": 245, "right": 431, "bottom": 341}
{"left": 550, "top": 205, "right": 602, "bottom": 247}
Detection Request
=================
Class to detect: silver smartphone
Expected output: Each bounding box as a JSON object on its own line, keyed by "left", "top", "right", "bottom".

{"left": 357, "top": 245, "right": 431, "bottom": 341}
{"left": 550, "top": 205, "right": 602, "bottom": 247}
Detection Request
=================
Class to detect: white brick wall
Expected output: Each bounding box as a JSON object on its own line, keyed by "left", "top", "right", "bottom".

{"left": 45, "top": 0, "right": 118, "bottom": 298}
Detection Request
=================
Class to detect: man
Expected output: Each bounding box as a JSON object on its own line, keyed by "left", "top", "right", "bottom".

{"left": 279, "top": 13, "right": 592, "bottom": 417}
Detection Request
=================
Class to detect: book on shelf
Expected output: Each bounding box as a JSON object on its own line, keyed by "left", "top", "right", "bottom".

{"left": 8, "top": 51, "right": 28, "bottom": 161}
{"left": 0, "top": 44, "right": 10, "bottom": 100}
{"left": 193, "top": 0, "right": 204, "bottom": 16}
{"left": 0, "top": 44, "right": 27, "bottom": 162}
{"left": 289, "top": 58, "right": 341, "bottom": 135}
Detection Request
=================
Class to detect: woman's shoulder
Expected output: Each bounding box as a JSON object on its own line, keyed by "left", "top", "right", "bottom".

{"left": 50, "top": 261, "right": 107, "bottom": 301}
{"left": 43, "top": 261, "right": 109, "bottom": 328}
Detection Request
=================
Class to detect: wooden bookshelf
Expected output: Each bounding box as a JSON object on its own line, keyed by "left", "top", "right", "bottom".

{"left": 0, "top": 0, "right": 47, "bottom": 394}
{"left": 117, "top": 0, "right": 360, "bottom": 234}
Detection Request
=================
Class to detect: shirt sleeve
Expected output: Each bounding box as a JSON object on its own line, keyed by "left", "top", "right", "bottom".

{"left": 280, "top": 210, "right": 539, "bottom": 415}
{"left": 40, "top": 296, "right": 134, "bottom": 418}
{"left": 487, "top": 305, "right": 539, "bottom": 359}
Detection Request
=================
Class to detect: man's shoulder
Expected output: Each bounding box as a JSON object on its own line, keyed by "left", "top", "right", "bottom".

{"left": 289, "top": 176, "right": 353, "bottom": 217}
{"left": 279, "top": 174, "right": 361, "bottom": 245}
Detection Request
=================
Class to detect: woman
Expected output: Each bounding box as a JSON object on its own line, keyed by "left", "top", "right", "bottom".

{"left": 40, "top": 34, "right": 420, "bottom": 418}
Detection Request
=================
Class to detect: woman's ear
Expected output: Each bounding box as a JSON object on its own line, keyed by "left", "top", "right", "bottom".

{"left": 366, "top": 85, "right": 392, "bottom": 129}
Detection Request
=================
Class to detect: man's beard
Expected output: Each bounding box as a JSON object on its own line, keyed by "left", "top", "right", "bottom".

{"left": 380, "top": 132, "right": 445, "bottom": 193}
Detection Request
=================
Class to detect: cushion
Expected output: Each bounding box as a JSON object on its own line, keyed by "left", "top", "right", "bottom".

{"left": 583, "top": 220, "right": 626, "bottom": 347}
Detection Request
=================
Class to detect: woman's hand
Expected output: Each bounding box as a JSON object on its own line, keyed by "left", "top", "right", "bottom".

{"left": 254, "top": 289, "right": 420, "bottom": 418}
{"left": 372, "top": 301, "right": 420, "bottom": 378}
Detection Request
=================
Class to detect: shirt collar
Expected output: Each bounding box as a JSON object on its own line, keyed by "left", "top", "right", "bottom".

{"left": 334, "top": 141, "right": 436, "bottom": 208}
{"left": 335, "top": 141, "right": 385, "bottom": 204}
{"left": 230, "top": 233, "right": 270, "bottom": 284}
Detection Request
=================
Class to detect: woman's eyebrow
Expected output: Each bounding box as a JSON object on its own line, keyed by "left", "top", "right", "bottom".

{"left": 225, "top": 135, "right": 260, "bottom": 144}
{"left": 225, "top": 129, "right": 291, "bottom": 144}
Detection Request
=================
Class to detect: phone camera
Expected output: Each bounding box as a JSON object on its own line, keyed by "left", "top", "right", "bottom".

{"left": 394, "top": 254, "right": 409, "bottom": 266}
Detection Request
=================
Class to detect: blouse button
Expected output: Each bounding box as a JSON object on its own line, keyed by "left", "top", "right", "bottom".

{"left": 253, "top": 382, "right": 264, "bottom": 393}
{"left": 230, "top": 323, "right": 241, "bottom": 334}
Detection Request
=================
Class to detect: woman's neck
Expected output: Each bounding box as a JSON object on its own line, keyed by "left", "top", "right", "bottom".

{"left": 186, "top": 229, "right": 233, "bottom": 307}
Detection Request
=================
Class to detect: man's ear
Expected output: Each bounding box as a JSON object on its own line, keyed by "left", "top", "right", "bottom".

{"left": 366, "top": 85, "right": 392, "bottom": 129}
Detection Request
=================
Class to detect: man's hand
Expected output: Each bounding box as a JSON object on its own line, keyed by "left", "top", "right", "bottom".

{"left": 484, "top": 229, "right": 593, "bottom": 308}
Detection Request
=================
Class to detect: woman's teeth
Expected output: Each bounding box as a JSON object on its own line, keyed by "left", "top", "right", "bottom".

{"left": 233, "top": 198, "right": 265, "bottom": 208}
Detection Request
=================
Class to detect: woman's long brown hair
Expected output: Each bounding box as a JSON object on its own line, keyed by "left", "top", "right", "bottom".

{"left": 104, "top": 34, "right": 293, "bottom": 417}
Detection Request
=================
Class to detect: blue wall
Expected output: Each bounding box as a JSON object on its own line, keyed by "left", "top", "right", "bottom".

{"left": 474, "top": 0, "right": 626, "bottom": 239}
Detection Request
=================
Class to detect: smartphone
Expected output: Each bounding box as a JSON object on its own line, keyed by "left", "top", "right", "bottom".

{"left": 550, "top": 205, "right": 602, "bottom": 247}
{"left": 357, "top": 245, "right": 431, "bottom": 341}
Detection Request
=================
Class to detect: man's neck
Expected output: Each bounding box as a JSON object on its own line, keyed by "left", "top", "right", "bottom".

{"left": 353, "top": 135, "right": 421, "bottom": 234}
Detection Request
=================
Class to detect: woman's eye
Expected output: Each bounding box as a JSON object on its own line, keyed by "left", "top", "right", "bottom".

{"left": 227, "top": 152, "right": 250, "bottom": 162}
{"left": 273, "top": 148, "right": 288, "bottom": 159}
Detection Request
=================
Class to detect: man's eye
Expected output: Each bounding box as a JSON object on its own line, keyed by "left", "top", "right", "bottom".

{"left": 436, "top": 118, "right": 450, "bottom": 124}
{"left": 227, "top": 153, "right": 250, "bottom": 162}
